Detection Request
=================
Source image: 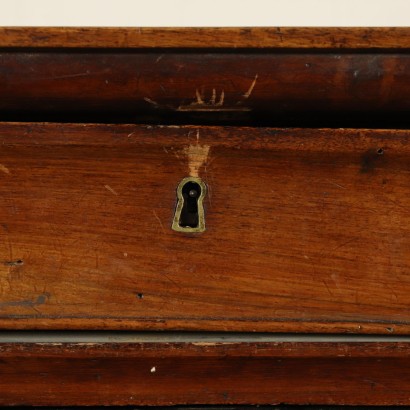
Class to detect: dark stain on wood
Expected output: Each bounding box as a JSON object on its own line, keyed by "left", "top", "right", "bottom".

{"left": 3, "top": 259, "right": 24, "bottom": 267}
{"left": 360, "top": 148, "right": 386, "bottom": 174}
{"left": 0, "top": 293, "right": 49, "bottom": 309}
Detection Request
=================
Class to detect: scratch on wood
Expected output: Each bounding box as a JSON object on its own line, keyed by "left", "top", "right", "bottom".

{"left": 0, "top": 164, "right": 10, "bottom": 174}
{"left": 210, "top": 88, "right": 216, "bottom": 104}
{"left": 195, "top": 89, "right": 204, "bottom": 104}
{"left": 50, "top": 71, "right": 90, "bottom": 80}
{"left": 217, "top": 90, "right": 225, "bottom": 106}
{"left": 152, "top": 210, "right": 165, "bottom": 234}
{"left": 178, "top": 86, "right": 251, "bottom": 112}
{"left": 104, "top": 185, "right": 118, "bottom": 196}
{"left": 159, "top": 271, "right": 181, "bottom": 290}
{"left": 322, "top": 279, "right": 334, "bottom": 297}
{"left": 327, "top": 179, "right": 347, "bottom": 189}
{"left": 242, "top": 74, "right": 258, "bottom": 99}
{"left": 144, "top": 97, "right": 160, "bottom": 107}
{"left": 190, "top": 88, "right": 224, "bottom": 107}
{"left": 331, "top": 238, "right": 357, "bottom": 252}
{"left": 178, "top": 87, "right": 249, "bottom": 112}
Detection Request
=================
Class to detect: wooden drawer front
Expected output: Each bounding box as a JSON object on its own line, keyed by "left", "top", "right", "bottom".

{"left": 0, "top": 123, "right": 409, "bottom": 333}
{"left": 2, "top": 340, "right": 410, "bottom": 406}
{"left": 0, "top": 51, "right": 409, "bottom": 119}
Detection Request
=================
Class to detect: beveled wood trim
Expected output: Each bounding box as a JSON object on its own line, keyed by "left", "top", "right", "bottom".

{"left": 2, "top": 341, "right": 410, "bottom": 358}
{"left": 1, "top": 331, "right": 409, "bottom": 343}
{"left": 0, "top": 27, "right": 409, "bottom": 49}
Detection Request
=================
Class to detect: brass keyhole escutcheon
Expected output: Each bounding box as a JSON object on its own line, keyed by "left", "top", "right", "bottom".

{"left": 172, "top": 177, "right": 207, "bottom": 233}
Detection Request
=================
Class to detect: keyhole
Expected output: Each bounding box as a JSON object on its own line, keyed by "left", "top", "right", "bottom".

{"left": 172, "top": 177, "right": 207, "bottom": 233}
{"left": 180, "top": 181, "right": 201, "bottom": 227}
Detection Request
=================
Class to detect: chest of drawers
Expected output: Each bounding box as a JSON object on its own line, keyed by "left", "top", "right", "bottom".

{"left": 0, "top": 27, "right": 410, "bottom": 406}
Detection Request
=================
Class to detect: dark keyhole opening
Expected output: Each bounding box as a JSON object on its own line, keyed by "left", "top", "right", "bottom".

{"left": 179, "top": 181, "right": 201, "bottom": 228}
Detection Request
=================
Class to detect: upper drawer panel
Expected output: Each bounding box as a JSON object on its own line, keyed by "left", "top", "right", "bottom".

{"left": 0, "top": 123, "right": 409, "bottom": 333}
{"left": 1, "top": 52, "right": 410, "bottom": 120}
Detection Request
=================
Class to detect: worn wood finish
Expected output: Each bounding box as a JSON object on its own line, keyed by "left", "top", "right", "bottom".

{"left": 1, "top": 408, "right": 391, "bottom": 410}
{"left": 0, "top": 123, "right": 409, "bottom": 333}
{"left": 0, "top": 408, "right": 403, "bottom": 410}
{"left": 1, "top": 52, "right": 410, "bottom": 115}
{"left": 1, "top": 341, "right": 410, "bottom": 405}
{"left": 0, "top": 27, "right": 409, "bottom": 49}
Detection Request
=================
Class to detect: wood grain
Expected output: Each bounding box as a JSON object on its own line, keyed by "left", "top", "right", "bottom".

{"left": 1, "top": 52, "right": 410, "bottom": 115}
{"left": 0, "top": 27, "right": 409, "bottom": 49}
{"left": 0, "top": 123, "right": 409, "bottom": 333}
{"left": 1, "top": 341, "right": 410, "bottom": 405}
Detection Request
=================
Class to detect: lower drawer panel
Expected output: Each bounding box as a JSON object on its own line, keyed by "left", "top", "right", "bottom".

{"left": 1, "top": 340, "right": 410, "bottom": 406}
{"left": 0, "top": 123, "right": 409, "bottom": 333}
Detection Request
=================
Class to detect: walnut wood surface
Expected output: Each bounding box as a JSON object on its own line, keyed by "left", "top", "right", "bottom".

{"left": 1, "top": 341, "right": 410, "bottom": 405}
{"left": 1, "top": 52, "right": 410, "bottom": 117}
{"left": 0, "top": 27, "right": 409, "bottom": 49}
{"left": 0, "top": 123, "right": 409, "bottom": 333}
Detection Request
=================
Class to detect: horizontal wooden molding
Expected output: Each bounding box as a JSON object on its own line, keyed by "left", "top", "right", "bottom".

{"left": 1, "top": 331, "right": 410, "bottom": 343}
{"left": 2, "top": 341, "right": 410, "bottom": 358}
{"left": 0, "top": 27, "right": 409, "bottom": 49}
{"left": 0, "top": 51, "right": 410, "bottom": 120}
{"left": 1, "top": 341, "right": 410, "bottom": 405}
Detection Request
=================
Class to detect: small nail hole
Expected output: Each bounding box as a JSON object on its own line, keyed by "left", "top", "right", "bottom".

{"left": 377, "top": 148, "right": 384, "bottom": 155}
{"left": 137, "top": 293, "right": 144, "bottom": 299}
